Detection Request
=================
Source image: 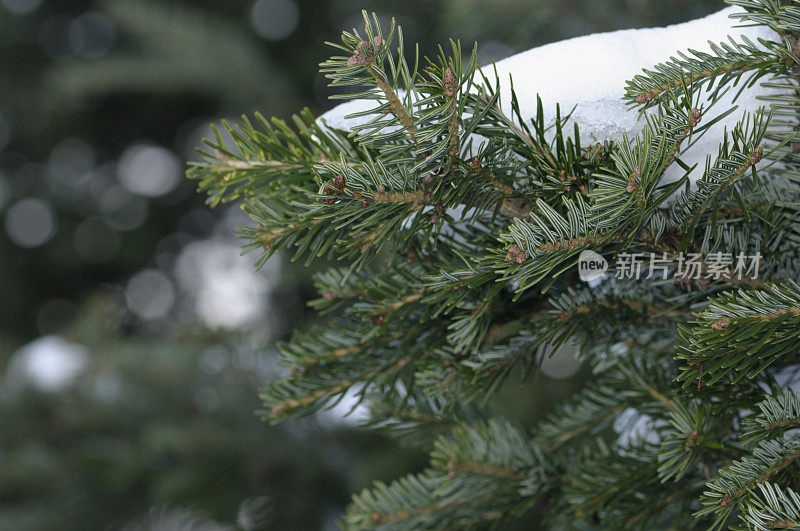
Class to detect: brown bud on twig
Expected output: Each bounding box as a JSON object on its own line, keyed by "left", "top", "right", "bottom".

{"left": 635, "top": 92, "right": 654, "bottom": 104}
{"left": 505, "top": 243, "right": 526, "bottom": 264}
{"left": 749, "top": 146, "right": 763, "bottom": 166}
{"left": 333, "top": 174, "right": 346, "bottom": 190}
{"left": 372, "top": 36, "right": 383, "bottom": 49}
{"left": 443, "top": 67, "right": 457, "bottom": 98}
{"left": 689, "top": 107, "right": 702, "bottom": 128}
{"left": 626, "top": 167, "right": 641, "bottom": 193}
{"left": 354, "top": 41, "right": 372, "bottom": 56}
{"left": 320, "top": 175, "right": 346, "bottom": 204}
{"left": 346, "top": 40, "right": 374, "bottom": 67}
{"left": 710, "top": 318, "right": 730, "bottom": 330}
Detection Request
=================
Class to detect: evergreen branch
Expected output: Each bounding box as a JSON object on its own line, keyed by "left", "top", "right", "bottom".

{"left": 187, "top": 109, "right": 361, "bottom": 206}
{"left": 672, "top": 110, "right": 770, "bottom": 246}
{"left": 743, "top": 390, "right": 800, "bottom": 443}
{"left": 343, "top": 419, "right": 543, "bottom": 529}
{"left": 658, "top": 400, "right": 728, "bottom": 482}
{"left": 566, "top": 450, "right": 661, "bottom": 522}
{"left": 624, "top": 34, "right": 791, "bottom": 108}
{"left": 698, "top": 437, "right": 800, "bottom": 529}
{"left": 360, "top": 391, "right": 491, "bottom": 447}
{"left": 261, "top": 319, "right": 446, "bottom": 420}
{"left": 676, "top": 281, "right": 800, "bottom": 387}
{"left": 533, "top": 379, "right": 633, "bottom": 455}
{"left": 742, "top": 482, "right": 800, "bottom": 530}
{"left": 187, "top": 5, "right": 800, "bottom": 529}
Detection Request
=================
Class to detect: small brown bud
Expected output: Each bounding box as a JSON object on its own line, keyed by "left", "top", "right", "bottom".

{"left": 371, "top": 514, "right": 382, "bottom": 524}
{"left": 506, "top": 243, "right": 526, "bottom": 264}
{"left": 710, "top": 318, "right": 730, "bottom": 330}
{"left": 626, "top": 169, "right": 640, "bottom": 194}
{"left": 690, "top": 107, "right": 702, "bottom": 128}
{"left": 749, "top": 146, "right": 763, "bottom": 165}
{"left": 372, "top": 36, "right": 383, "bottom": 49}
{"left": 333, "top": 174, "right": 346, "bottom": 190}
{"left": 359, "top": 199, "right": 372, "bottom": 206}
{"left": 470, "top": 156, "right": 480, "bottom": 169}
{"left": 346, "top": 55, "right": 360, "bottom": 68}
{"left": 443, "top": 67, "right": 457, "bottom": 98}
{"left": 354, "top": 40, "right": 373, "bottom": 59}
{"left": 372, "top": 313, "right": 386, "bottom": 325}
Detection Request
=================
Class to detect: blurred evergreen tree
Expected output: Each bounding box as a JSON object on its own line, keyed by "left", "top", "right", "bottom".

{"left": 0, "top": 294, "right": 429, "bottom": 529}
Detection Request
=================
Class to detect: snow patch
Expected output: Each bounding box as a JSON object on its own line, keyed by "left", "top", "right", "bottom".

{"left": 9, "top": 335, "right": 89, "bottom": 391}
{"left": 320, "top": 7, "right": 785, "bottom": 187}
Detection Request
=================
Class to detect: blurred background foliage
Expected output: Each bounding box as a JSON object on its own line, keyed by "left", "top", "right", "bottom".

{"left": 0, "top": 0, "right": 719, "bottom": 528}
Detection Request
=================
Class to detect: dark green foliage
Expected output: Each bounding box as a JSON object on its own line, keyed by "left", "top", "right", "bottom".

{"left": 189, "top": 1, "right": 800, "bottom": 528}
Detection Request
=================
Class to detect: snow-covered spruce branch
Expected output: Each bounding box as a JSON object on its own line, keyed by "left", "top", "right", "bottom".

{"left": 189, "top": 2, "right": 800, "bottom": 528}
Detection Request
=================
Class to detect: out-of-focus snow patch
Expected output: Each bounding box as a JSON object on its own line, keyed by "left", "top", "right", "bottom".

{"left": 614, "top": 407, "right": 666, "bottom": 448}
{"left": 320, "top": 7, "right": 785, "bottom": 188}
{"left": 9, "top": 335, "right": 89, "bottom": 391}
{"left": 175, "top": 239, "right": 279, "bottom": 330}
{"left": 315, "top": 386, "right": 371, "bottom": 428}
{"left": 773, "top": 365, "right": 800, "bottom": 391}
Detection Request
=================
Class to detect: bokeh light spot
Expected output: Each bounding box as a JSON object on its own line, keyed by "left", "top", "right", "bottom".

{"left": 10, "top": 336, "right": 89, "bottom": 391}
{"left": 4, "top": 198, "right": 55, "bottom": 247}
{"left": 125, "top": 269, "right": 175, "bottom": 320}
{"left": 117, "top": 143, "right": 181, "bottom": 197}
{"left": 250, "top": 0, "right": 300, "bottom": 41}
{"left": 68, "top": 11, "right": 115, "bottom": 59}
{"left": 100, "top": 186, "right": 149, "bottom": 231}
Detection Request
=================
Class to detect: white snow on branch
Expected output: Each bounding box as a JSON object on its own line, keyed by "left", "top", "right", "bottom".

{"left": 320, "top": 7, "right": 785, "bottom": 186}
